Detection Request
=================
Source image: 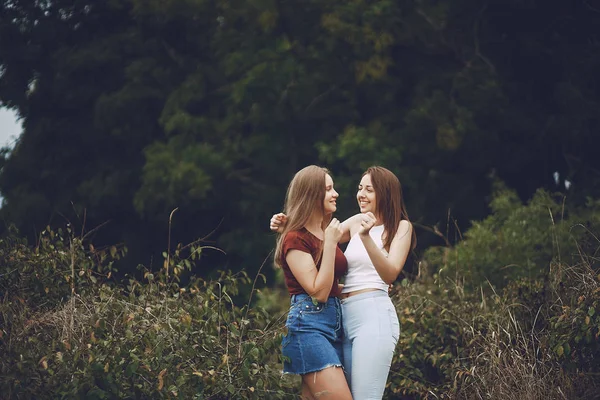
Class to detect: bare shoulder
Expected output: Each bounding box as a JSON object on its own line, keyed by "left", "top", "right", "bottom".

{"left": 399, "top": 219, "right": 412, "bottom": 231}
{"left": 394, "top": 220, "right": 413, "bottom": 240}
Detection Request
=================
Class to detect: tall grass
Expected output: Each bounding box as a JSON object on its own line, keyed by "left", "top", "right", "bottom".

{"left": 2, "top": 188, "right": 599, "bottom": 398}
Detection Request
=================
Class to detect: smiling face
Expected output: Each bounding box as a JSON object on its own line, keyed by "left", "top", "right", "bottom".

{"left": 323, "top": 174, "right": 338, "bottom": 215}
{"left": 357, "top": 174, "right": 377, "bottom": 215}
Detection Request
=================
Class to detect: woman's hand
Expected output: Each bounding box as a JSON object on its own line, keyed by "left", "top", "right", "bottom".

{"left": 358, "top": 212, "right": 377, "bottom": 236}
{"left": 325, "top": 218, "right": 343, "bottom": 244}
{"left": 269, "top": 213, "right": 288, "bottom": 233}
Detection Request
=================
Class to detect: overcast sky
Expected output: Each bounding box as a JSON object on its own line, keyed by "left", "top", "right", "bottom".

{"left": 0, "top": 107, "right": 21, "bottom": 149}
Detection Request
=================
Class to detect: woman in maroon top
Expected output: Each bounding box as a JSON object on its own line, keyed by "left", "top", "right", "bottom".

{"left": 274, "top": 165, "right": 352, "bottom": 400}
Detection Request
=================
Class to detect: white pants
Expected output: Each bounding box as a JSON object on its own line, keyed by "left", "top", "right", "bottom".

{"left": 341, "top": 290, "right": 400, "bottom": 400}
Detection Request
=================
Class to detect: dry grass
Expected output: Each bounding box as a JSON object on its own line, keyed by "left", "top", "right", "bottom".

{"left": 450, "top": 237, "right": 600, "bottom": 400}
{"left": 453, "top": 304, "right": 572, "bottom": 399}
{"left": 8, "top": 294, "right": 95, "bottom": 347}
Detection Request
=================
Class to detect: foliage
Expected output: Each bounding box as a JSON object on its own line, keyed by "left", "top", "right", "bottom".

{"left": 424, "top": 184, "right": 600, "bottom": 288}
{"left": 0, "top": 225, "right": 123, "bottom": 309}
{"left": 0, "top": 228, "right": 297, "bottom": 399}
{"left": 386, "top": 271, "right": 600, "bottom": 399}
{"left": 548, "top": 259, "right": 600, "bottom": 380}
{"left": 449, "top": 279, "right": 574, "bottom": 400}
{"left": 386, "top": 280, "right": 475, "bottom": 397}
{"left": 2, "top": 0, "right": 600, "bottom": 277}
{"left": 2, "top": 221, "right": 600, "bottom": 399}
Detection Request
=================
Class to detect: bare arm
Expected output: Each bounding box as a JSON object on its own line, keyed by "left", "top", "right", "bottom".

{"left": 339, "top": 214, "right": 363, "bottom": 243}
{"left": 286, "top": 219, "right": 343, "bottom": 302}
{"left": 271, "top": 212, "right": 359, "bottom": 244}
{"left": 359, "top": 217, "right": 413, "bottom": 284}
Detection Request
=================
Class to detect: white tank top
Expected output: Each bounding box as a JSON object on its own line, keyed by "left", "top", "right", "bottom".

{"left": 341, "top": 225, "right": 389, "bottom": 293}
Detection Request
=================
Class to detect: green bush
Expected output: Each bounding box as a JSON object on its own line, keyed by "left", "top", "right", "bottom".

{"left": 0, "top": 228, "right": 297, "bottom": 399}
{"left": 548, "top": 260, "right": 600, "bottom": 379}
{"left": 0, "top": 225, "right": 122, "bottom": 309}
{"left": 3, "top": 202, "right": 600, "bottom": 399}
{"left": 386, "top": 280, "right": 476, "bottom": 397}
{"left": 385, "top": 272, "right": 599, "bottom": 399}
{"left": 424, "top": 184, "right": 600, "bottom": 289}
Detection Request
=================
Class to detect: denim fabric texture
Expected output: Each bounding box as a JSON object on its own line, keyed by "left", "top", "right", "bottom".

{"left": 342, "top": 290, "right": 400, "bottom": 399}
{"left": 281, "top": 294, "right": 344, "bottom": 375}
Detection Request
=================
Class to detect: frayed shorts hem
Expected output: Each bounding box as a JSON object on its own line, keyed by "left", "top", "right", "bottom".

{"left": 282, "top": 363, "right": 343, "bottom": 376}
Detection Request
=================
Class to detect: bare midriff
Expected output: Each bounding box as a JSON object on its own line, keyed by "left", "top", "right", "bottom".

{"left": 339, "top": 287, "right": 381, "bottom": 299}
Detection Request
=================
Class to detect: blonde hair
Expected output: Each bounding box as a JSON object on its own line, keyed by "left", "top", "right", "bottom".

{"left": 274, "top": 165, "right": 331, "bottom": 268}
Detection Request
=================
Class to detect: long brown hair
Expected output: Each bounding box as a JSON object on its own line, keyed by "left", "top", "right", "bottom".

{"left": 365, "top": 166, "right": 416, "bottom": 252}
{"left": 274, "top": 165, "right": 331, "bottom": 268}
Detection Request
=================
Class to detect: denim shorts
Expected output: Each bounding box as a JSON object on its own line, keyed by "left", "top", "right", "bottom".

{"left": 281, "top": 293, "right": 344, "bottom": 375}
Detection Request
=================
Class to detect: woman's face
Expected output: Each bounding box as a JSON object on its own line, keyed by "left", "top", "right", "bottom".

{"left": 357, "top": 174, "right": 377, "bottom": 215}
{"left": 323, "top": 174, "right": 338, "bottom": 214}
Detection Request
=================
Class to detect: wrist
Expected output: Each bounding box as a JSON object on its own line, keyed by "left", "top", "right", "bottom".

{"left": 323, "top": 240, "right": 338, "bottom": 248}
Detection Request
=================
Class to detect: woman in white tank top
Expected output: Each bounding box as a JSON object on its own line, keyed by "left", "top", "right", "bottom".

{"left": 271, "top": 166, "right": 416, "bottom": 399}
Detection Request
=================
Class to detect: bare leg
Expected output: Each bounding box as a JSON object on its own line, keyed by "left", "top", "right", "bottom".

{"left": 301, "top": 366, "right": 352, "bottom": 400}
{"left": 301, "top": 382, "right": 316, "bottom": 400}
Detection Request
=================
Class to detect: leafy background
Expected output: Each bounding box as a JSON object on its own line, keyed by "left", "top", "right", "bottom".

{"left": 2, "top": 0, "right": 600, "bottom": 279}
{"left": 1, "top": 0, "right": 600, "bottom": 398}
{"left": 1, "top": 189, "right": 599, "bottom": 398}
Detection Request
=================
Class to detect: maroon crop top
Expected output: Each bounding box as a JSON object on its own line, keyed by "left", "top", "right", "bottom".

{"left": 280, "top": 228, "right": 348, "bottom": 297}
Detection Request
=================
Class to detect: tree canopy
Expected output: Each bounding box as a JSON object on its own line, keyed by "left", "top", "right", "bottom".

{"left": 1, "top": 0, "right": 599, "bottom": 277}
